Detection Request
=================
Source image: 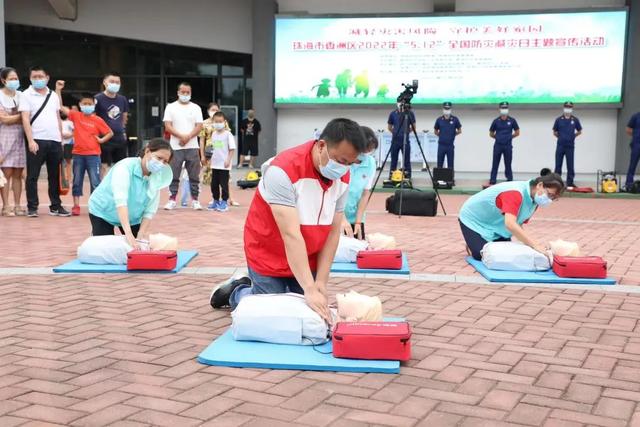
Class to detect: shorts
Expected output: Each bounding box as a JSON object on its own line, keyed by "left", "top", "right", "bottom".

{"left": 63, "top": 144, "right": 73, "bottom": 161}
{"left": 101, "top": 142, "right": 128, "bottom": 166}
{"left": 242, "top": 139, "right": 258, "bottom": 156}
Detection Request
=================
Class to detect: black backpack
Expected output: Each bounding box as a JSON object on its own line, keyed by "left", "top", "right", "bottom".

{"left": 630, "top": 181, "right": 640, "bottom": 194}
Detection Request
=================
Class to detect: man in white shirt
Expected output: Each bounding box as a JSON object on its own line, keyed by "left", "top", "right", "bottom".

{"left": 19, "top": 65, "right": 70, "bottom": 217}
{"left": 162, "top": 82, "right": 204, "bottom": 210}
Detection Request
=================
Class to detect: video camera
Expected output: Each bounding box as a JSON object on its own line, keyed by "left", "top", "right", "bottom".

{"left": 397, "top": 80, "right": 419, "bottom": 105}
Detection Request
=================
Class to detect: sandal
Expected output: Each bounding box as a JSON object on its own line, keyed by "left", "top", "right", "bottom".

{"left": 2, "top": 207, "right": 15, "bottom": 217}
{"left": 14, "top": 207, "right": 26, "bottom": 216}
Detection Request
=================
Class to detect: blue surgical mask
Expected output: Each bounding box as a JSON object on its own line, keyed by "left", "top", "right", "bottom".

{"left": 213, "top": 122, "right": 225, "bottom": 130}
{"left": 178, "top": 94, "right": 191, "bottom": 103}
{"left": 146, "top": 156, "right": 165, "bottom": 174}
{"left": 534, "top": 191, "right": 552, "bottom": 207}
{"left": 80, "top": 105, "right": 95, "bottom": 115}
{"left": 107, "top": 83, "right": 121, "bottom": 93}
{"left": 31, "top": 79, "right": 47, "bottom": 90}
{"left": 5, "top": 80, "right": 20, "bottom": 91}
{"left": 320, "top": 147, "right": 349, "bottom": 180}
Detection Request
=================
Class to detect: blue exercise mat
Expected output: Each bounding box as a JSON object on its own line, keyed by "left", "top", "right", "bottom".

{"left": 197, "top": 319, "right": 404, "bottom": 374}
{"left": 330, "top": 253, "right": 410, "bottom": 275}
{"left": 53, "top": 250, "right": 198, "bottom": 274}
{"left": 466, "top": 257, "right": 616, "bottom": 285}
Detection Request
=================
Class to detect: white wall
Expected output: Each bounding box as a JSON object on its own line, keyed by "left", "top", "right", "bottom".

{"left": 277, "top": 108, "right": 617, "bottom": 177}
{"left": 275, "top": 0, "right": 624, "bottom": 177}
{"left": 5, "top": 0, "right": 253, "bottom": 53}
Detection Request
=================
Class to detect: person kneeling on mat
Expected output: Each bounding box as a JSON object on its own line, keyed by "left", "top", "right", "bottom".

{"left": 209, "top": 118, "right": 367, "bottom": 322}
{"left": 88, "top": 138, "right": 173, "bottom": 249}
{"left": 459, "top": 168, "right": 565, "bottom": 260}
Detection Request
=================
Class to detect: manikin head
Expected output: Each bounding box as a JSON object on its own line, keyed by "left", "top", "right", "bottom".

{"left": 336, "top": 291, "right": 383, "bottom": 322}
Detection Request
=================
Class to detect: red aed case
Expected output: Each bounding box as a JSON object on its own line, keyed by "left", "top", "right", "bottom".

{"left": 332, "top": 321, "right": 411, "bottom": 361}
{"left": 552, "top": 255, "right": 607, "bottom": 279}
{"left": 356, "top": 250, "right": 402, "bottom": 270}
{"left": 127, "top": 250, "right": 177, "bottom": 271}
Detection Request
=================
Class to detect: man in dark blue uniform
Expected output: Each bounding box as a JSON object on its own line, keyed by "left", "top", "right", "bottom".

{"left": 489, "top": 101, "right": 520, "bottom": 185}
{"left": 387, "top": 103, "right": 416, "bottom": 179}
{"left": 625, "top": 111, "right": 640, "bottom": 190}
{"left": 434, "top": 101, "right": 462, "bottom": 169}
{"left": 552, "top": 101, "right": 582, "bottom": 189}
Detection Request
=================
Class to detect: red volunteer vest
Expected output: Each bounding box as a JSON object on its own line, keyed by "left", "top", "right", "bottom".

{"left": 244, "top": 141, "right": 350, "bottom": 277}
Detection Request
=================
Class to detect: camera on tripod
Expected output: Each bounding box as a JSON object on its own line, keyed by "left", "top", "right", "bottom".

{"left": 397, "top": 80, "right": 419, "bottom": 106}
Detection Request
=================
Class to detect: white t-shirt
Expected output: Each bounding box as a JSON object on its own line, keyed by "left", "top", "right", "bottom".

{"left": 210, "top": 130, "right": 236, "bottom": 170}
{"left": 18, "top": 86, "right": 61, "bottom": 142}
{"left": 62, "top": 119, "right": 74, "bottom": 145}
{"left": 162, "top": 101, "right": 203, "bottom": 150}
{"left": 0, "top": 90, "right": 22, "bottom": 112}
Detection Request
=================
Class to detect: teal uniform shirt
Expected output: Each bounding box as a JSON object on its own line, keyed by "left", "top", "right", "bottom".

{"left": 458, "top": 181, "right": 537, "bottom": 242}
{"left": 89, "top": 157, "right": 172, "bottom": 226}
{"left": 344, "top": 154, "right": 376, "bottom": 224}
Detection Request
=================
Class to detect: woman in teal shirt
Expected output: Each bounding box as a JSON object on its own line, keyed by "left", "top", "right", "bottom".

{"left": 342, "top": 126, "right": 378, "bottom": 240}
{"left": 89, "top": 138, "right": 173, "bottom": 248}
{"left": 459, "top": 169, "right": 565, "bottom": 260}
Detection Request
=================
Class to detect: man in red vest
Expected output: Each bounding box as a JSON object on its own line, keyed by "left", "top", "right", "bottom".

{"left": 210, "top": 118, "right": 367, "bottom": 321}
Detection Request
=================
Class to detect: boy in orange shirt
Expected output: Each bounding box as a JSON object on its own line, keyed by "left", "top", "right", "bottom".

{"left": 56, "top": 82, "right": 113, "bottom": 216}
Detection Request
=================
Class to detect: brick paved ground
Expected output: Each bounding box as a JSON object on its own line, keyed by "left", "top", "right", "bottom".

{"left": 1, "top": 181, "right": 640, "bottom": 426}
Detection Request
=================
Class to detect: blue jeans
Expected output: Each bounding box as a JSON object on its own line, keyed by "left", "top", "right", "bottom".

{"left": 554, "top": 144, "right": 575, "bottom": 186}
{"left": 72, "top": 155, "right": 101, "bottom": 197}
{"left": 230, "top": 268, "right": 305, "bottom": 310}
{"left": 490, "top": 144, "right": 513, "bottom": 184}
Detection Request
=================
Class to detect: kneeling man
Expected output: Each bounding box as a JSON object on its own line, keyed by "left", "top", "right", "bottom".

{"left": 210, "top": 118, "right": 367, "bottom": 321}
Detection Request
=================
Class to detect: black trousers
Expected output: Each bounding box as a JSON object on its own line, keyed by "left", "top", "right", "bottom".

{"left": 89, "top": 213, "right": 140, "bottom": 237}
{"left": 459, "top": 220, "right": 510, "bottom": 260}
{"left": 211, "top": 169, "right": 230, "bottom": 201}
{"left": 26, "top": 139, "right": 62, "bottom": 211}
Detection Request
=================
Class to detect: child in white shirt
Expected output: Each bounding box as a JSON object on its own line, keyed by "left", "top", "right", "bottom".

{"left": 207, "top": 112, "right": 236, "bottom": 212}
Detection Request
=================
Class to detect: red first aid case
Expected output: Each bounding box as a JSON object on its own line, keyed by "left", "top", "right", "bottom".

{"left": 127, "top": 250, "right": 177, "bottom": 271}
{"left": 356, "top": 250, "right": 402, "bottom": 270}
{"left": 552, "top": 255, "right": 607, "bottom": 279}
{"left": 332, "top": 321, "right": 411, "bottom": 361}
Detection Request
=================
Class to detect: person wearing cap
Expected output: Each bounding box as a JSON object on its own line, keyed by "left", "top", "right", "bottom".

{"left": 624, "top": 111, "right": 640, "bottom": 190}
{"left": 489, "top": 101, "right": 520, "bottom": 185}
{"left": 552, "top": 101, "right": 582, "bottom": 188}
{"left": 434, "top": 102, "right": 462, "bottom": 170}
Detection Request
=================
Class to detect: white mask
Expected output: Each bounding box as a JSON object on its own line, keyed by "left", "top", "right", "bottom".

{"left": 564, "top": 108, "right": 573, "bottom": 115}
{"left": 500, "top": 109, "right": 509, "bottom": 116}
{"left": 178, "top": 94, "right": 191, "bottom": 103}
{"left": 443, "top": 109, "right": 451, "bottom": 116}
{"left": 208, "top": 110, "right": 217, "bottom": 118}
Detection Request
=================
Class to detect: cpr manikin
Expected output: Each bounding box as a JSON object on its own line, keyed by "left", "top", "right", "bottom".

{"left": 367, "top": 233, "right": 397, "bottom": 250}
{"left": 549, "top": 240, "right": 580, "bottom": 257}
{"left": 336, "top": 290, "right": 383, "bottom": 322}
{"left": 149, "top": 233, "right": 178, "bottom": 251}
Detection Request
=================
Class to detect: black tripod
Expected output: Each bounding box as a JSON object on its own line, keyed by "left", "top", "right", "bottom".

{"left": 368, "top": 102, "right": 447, "bottom": 216}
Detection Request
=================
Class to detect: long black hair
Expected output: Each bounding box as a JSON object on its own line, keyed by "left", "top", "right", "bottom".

{"left": 139, "top": 138, "right": 173, "bottom": 161}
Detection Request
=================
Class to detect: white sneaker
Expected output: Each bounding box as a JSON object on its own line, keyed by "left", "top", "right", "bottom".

{"left": 192, "top": 200, "right": 203, "bottom": 210}
{"left": 164, "top": 200, "right": 177, "bottom": 210}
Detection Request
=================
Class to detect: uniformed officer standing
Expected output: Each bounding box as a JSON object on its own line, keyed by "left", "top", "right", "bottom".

{"left": 624, "top": 111, "right": 640, "bottom": 191}
{"left": 434, "top": 102, "right": 462, "bottom": 169}
{"left": 489, "top": 101, "right": 520, "bottom": 185}
{"left": 552, "top": 101, "right": 582, "bottom": 189}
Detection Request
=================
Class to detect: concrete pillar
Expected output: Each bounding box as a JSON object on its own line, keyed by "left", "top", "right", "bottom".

{"left": 252, "top": 0, "right": 278, "bottom": 164}
{"left": 0, "top": 0, "right": 5, "bottom": 67}
{"left": 616, "top": 0, "right": 640, "bottom": 180}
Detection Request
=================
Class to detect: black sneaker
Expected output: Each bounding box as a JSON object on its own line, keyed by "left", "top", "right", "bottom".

{"left": 50, "top": 207, "right": 71, "bottom": 217}
{"left": 210, "top": 276, "right": 251, "bottom": 309}
{"left": 27, "top": 209, "right": 38, "bottom": 218}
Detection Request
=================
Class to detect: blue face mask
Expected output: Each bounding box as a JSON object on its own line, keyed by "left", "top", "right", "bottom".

{"left": 534, "top": 191, "right": 552, "bottom": 207}
{"left": 80, "top": 105, "right": 95, "bottom": 115}
{"left": 319, "top": 146, "right": 349, "bottom": 180}
{"left": 178, "top": 94, "right": 191, "bottom": 103}
{"left": 5, "top": 80, "right": 20, "bottom": 91}
{"left": 106, "top": 83, "right": 120, "bottom": 93}
{"left": 31, "top": 79, "right": 47, "bottom": 90}
{"left": 146, "top": 156, "right": 165, "bottom": 174}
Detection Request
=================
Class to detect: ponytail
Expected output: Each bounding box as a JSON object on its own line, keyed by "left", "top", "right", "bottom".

{"left": 531, "top": 168, "right": 565, "bottom": 194}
